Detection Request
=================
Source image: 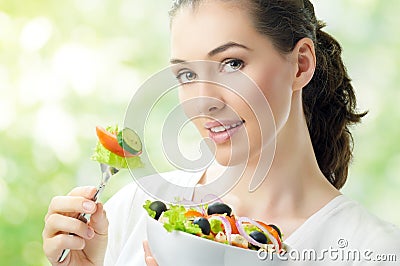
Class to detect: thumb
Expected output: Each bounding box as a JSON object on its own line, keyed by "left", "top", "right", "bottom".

{"left": 143, "top": 241, "right": 159, "bottom": 266}
{"left": 84, "top": 203, "right": 108, "bottom": 264}
{"left": 89, "top": 202, "right": 108, "bottom": 235}
{"left": 145, "top": 256, "right": 159, "bottom": 266}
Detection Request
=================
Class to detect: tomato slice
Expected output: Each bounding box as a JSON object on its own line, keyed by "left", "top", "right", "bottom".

{"left": 256, "top": 220, "right": 282, "bottom": 248}
{"left": 96, "top": 126, "right": 134, "bottom": 157}
{"left": 226, "top": 215, "right": 239, "bottom": 234}
{"left": 184, "top": 210, "right": 204, "bottom": 218}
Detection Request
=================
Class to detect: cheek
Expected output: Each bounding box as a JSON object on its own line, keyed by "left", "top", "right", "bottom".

{"left": 252, "top": 63, "right": 293, "bottom": 132}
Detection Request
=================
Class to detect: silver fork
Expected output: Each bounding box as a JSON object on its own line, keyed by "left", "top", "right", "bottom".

{"left": 58, "top": 163, "right": 119, "bottom": 263}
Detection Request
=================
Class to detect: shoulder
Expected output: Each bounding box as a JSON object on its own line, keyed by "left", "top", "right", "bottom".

{"left": 346, "top": 198, "right": 400, "bottom": 247}
{"left": 326, "top": 195, "right": 400, "bottom": 251}
{"left": 333, "top": 195, "right": 399, "bottom": 232}
{"left": 289, "top": 195, "right": 400, "bottom": 252}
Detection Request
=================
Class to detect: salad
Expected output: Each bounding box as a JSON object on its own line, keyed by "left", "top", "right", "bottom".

{"left": 91, "top": 125, "right": 143, "bottom": 168}
{"left": 59, "top": 125, "right": 143, "bottom": 263}
{"left": 144, "top": 200, "right": 285, "bottom": 253}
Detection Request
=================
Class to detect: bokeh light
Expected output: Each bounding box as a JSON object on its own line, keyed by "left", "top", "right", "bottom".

{"left": 0, "top": 0, "right": 399, "bottom": 264}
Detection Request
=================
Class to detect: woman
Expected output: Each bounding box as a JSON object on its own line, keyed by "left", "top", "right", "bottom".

{"left": 42, "top": 0, "right": 400, "bottom": 265}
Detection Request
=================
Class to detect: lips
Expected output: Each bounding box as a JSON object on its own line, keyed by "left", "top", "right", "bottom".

{"left": 205, "top": 120, "right": 245, "bottom": 144}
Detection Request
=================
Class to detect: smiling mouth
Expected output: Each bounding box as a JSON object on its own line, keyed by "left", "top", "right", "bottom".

{"left": 208, "top": 120, "right": 245, "bottom": 133}
{"left": 205, "top": 120, "right": 246, "bottom": 144}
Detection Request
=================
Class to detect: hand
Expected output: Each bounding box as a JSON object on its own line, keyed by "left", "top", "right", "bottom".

{"left": 42, "top": 186, "right": 109, "bottom": 265}
{"left": 143, "top": 240, "right": 159, "bottom": 266}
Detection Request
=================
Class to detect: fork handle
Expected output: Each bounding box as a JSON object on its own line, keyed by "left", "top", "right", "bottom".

{"left": 58, "top": 248, "right": 70, "bottom": 263}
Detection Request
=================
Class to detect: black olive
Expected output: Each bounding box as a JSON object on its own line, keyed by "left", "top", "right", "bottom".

{"left": 193, "top": 217, "right": 211, "bottom": 235}
{"left": 268, "top": 224, "right": 282, "bottom": 238}
{"left": 249, "top": 231, "right": 268, "bottom": 244}
{"left": 207, "top": 202, "right": 232, "bottom": 216}
{"left": 149, "top": 201, "right": 167, "bottom": 220}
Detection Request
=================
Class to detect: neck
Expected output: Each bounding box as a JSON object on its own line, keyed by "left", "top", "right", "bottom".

{"left": 219, "top": 91, "right": 340, "bottom": 223}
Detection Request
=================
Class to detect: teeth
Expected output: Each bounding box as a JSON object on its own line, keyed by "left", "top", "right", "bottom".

{"left": 211, "top": 126, "right": 226, "bottom": 133}
{"left": 210, "top": 121, "right": 243, "bottom": 133}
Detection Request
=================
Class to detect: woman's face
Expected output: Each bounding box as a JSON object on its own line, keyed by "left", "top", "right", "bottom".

{"left": 170, "top": 1, "right": 297, "bottom": 166}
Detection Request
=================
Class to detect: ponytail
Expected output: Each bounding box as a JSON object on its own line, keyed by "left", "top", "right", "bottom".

{"left": 303, "top": 21, "right": 367, "bottom": 189}
{"left": 247, "top": 0, "right": 368, "bottom": 189}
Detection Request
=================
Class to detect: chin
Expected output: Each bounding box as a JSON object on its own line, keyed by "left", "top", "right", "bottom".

{"left": 214, "top": 155, "right": 230, "bottom": 166}
{"left": 214, "top": 151, "right": 248, "bottom": 167}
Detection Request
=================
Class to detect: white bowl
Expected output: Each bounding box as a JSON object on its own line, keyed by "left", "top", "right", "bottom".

{"left": 146, "top": 216, "right": 283, "bottom": 266}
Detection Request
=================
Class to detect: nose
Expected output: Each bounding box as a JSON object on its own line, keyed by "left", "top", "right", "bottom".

{"left": 196, "top": 82, "right": 225, "bottom": 115}
{"left": 197, "top": 96, "right": 225, "bottom": 114}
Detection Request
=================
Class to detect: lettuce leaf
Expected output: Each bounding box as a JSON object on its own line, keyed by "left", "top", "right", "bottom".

{"left": 243, "top": 224, "right": 262, "bottom": 235}
{"left": 162, "top": 205, "right": 202, "bottom": 235}
{"left": 143, "top": 200, "right": 156, "bottom": 219}
{"left": 91, "top": 125, "right": 144, "bottom": 169}
{"left": 210, "top": 219, "right": 223, "bottom": 234}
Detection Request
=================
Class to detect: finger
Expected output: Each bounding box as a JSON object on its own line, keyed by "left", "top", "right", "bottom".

{"left": 145, "top": 256, "right": 159, "bottom": 266}
{"left": 45, "top": 186, "right": 97, "bottom": 221}
{"left": 89, "top": 202, "right": 108, "bottom": 235}
{"left": 43, "top": 234, "right": 85, "bottom": 263}
{"left": 43, "top": 213, "right": 95, "bottom": 240}
{"left": 143, "top": 241, "right": 159, "bottom": 266}
{"left": 82, "top": 203, "right": 109, "bottom": 263}
{"left": 46, "top": 196, "right": 97, "bottom": 220}
{"left": 67, "top": 186, "right": 97, "bottom": 197}
{"left": 143, "top": 240, "right": 152, "bottom": 257}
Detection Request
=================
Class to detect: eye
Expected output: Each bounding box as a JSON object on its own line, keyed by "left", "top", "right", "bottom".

{"left": 221, "top": 59, "right": 244, "bottom": 73}
{"left": 176, "top": 70, "right": 197, "bottom": 84}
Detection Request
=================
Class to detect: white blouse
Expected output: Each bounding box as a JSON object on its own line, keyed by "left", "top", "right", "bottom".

{"left": 104, "top": 170, "right": 400, "bottom": 265}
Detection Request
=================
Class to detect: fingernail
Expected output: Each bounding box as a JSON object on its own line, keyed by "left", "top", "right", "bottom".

{"left": 83, "top": 201, "right": 95, "bottom": 212}
{"left": 87, "top": 228, "right": 95, "bottom": 238}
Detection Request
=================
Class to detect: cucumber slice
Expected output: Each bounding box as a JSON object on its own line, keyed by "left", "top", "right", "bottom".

{"left": 117, "top": 128, "right": 142, "bottom": 155}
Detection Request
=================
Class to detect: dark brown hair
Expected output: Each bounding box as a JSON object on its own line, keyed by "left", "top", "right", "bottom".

{"left": 169, "top": 0, "right": 367, "bottom": 189}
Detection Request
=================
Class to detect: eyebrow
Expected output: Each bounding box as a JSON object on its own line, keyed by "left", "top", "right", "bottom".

{"left": 170, "top": 41, "right": 251, "bottom": 64}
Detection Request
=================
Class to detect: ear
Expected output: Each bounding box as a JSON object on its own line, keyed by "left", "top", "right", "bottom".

{"left": 292, "top": 38, "right": 316, "bottom": 91}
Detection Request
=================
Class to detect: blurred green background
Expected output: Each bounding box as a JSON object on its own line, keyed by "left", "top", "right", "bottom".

{"left": 0, "top": 0, "right": 399, "bottom": 265}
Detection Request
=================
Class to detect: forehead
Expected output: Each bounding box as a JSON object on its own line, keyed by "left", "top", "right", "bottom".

{"left": 170, "top": 1, "right": 259, "bottom": 60}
